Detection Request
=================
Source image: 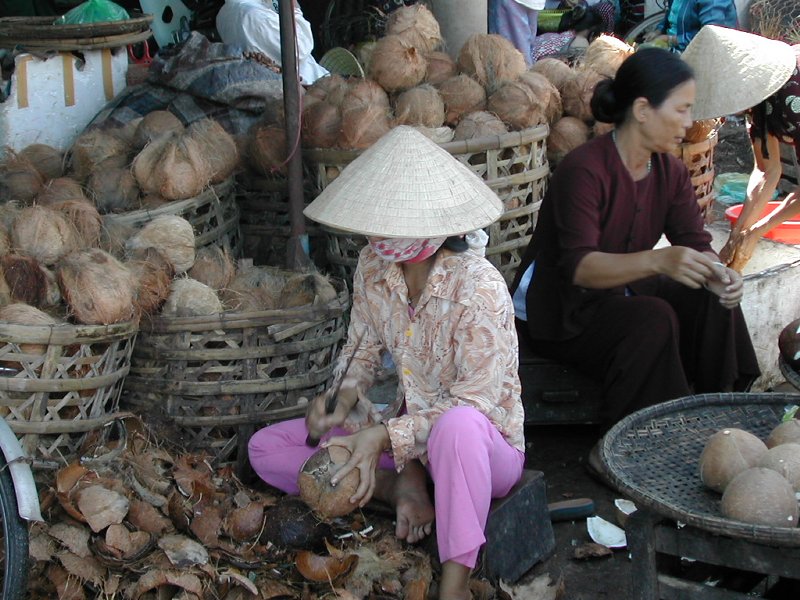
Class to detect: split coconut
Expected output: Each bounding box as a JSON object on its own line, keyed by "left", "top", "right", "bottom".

{"left": 298, "top": 445, "right": 360, "bottom": 519}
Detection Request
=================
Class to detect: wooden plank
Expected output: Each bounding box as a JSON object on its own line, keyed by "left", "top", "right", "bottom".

{"left": 627, "top": 509, "right": 660, "bottom": 600}
{"left": 658, "top": 574, "right": 756, "bottom": 600}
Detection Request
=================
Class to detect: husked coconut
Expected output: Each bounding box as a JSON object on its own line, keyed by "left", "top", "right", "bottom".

{"left": 458, "top": 34, "right": 526, "bottom": 94}
{"left": 425, "top": 51, "right": 457, "bottom": 86}
{"left": 519, "top": 71, "right": 563, "bottom": 126}
{"left": 488, "top": 80, "right": 546, "bottom": 130}
{"left": 247, "top": 123, "right": 288, "bottom": 176}
{"left": 127, "top": 247, "right": 175, "bottom": 316}
{"left": 757, "top": 443, "right": 800, "bottom": 490}
{"left": 582, "top": 35, "right": 634, "bottom": 79}
{"left": 453, "top": 111, "right": 508, "bottom": 141}
{"left": 118, "top": 117, "right": 143, "bottom": 147}
{"left": 221, "top": 285, "right": 279, "bottom": 312}
{"left": 413, "top": 126, "right": 455, "bottom": 144}
{"left": 699, "top": 428, "right": 768, "bottom": 493}
{"left": 301, "top": 101, "right": 342, "bottom": 149}
{"left": 40, "top": 266, "right": 61, "bottom": 307}
{"left": 185, "top": 118, "right": 239, "bottom": 184}
{"left": 69, "top": 128, "right": 130, "bottom": 182}
{"left": 385, "top": 4, "right": 442, "bottom": 53}
{"left": 547, "top": 116, "right": 590, "bottom": 165}
{"left": 438, "top": 75, "right": 487, "bottom": 126}
{"left": 100, "top": 216, "right": 136, "bottom": 259}
{"left": 35, "top": 177, "right": 88, "bottom": 206}
{"left": 279, "top": 272, "right": 338, "bottom": 308}
{"left": 305, "top": 74, "right": 349, "bottom": 108}
{"left": 133, "top": 110, "right": 184, "bottom": 150}
{"left": 12, "top": 205, "right": 80, "bottom": 266}
{"left": 340, "top": 105, "right": 392, "bottom": 150}
{"left": 87, "top": 160, "right": 140, "bottom": 214}
{"left": 125, "top": 215, "right": 196, "bottom": 274}
{"left": 721, "top": 467, "right": 798, "bottom": 527}
{"left": 562, "top": 67, "right": 604, "bottom": 123}
{"left": 395, "top": 84, "right": 445, "bottom": 128}
{"left": 531, "top": 57, "right": 576, "bottom": 94}
{"left": 162, "top": 278, "right": 223, "bottom": 317}
{"left": 0, "top": 228, "right": 9, "bottom": 256}
{"left": 0, "top": 303, "right": 58, "bottom": 357}
{"left": 368, "top": 35, "right": 427, "bottom": 93}
{"left": 50, "top": 199, "right": 102, "bottom": 248}
{"left": 187, "top": 246, "right": 235, "bottom": 290}
{"left": 766, "top": 419, "right": 800, "bottom": 448}
{"left": 298, "top": 446, "right": 360, "bottom": 518}
{"left": 341, "top": 79, "right": 391, "bottom": 113}
{"left": 0, "top": 254, "right": 47, "bottom": 306}
{"left": 131, "top": 132, "right": 211, "bottom": 201}
{"left": 19, "top": 143, "right": 64, "bottom": 180}
{"left": 0, "top": 152, "right": 44, "bottom": 203}
{"left": 57, "top": 249, "right": 138, "bottom": 325}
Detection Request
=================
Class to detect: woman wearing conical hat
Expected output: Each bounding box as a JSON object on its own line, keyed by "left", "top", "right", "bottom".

{"left": 682, "top": 25, "right": 800, "bottom": 271}
{"left": 248, "top": 127, "right": 525, "bottom": 599}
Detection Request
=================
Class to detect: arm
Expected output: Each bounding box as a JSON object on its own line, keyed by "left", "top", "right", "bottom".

{"left": 735, "top": 132, "right": 784, "bottom": 233}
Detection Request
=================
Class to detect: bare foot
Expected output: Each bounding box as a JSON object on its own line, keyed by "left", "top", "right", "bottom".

{"left": 439, "top": 560, "right": 471, "bottom": 600}
{"left": 374, "top": 460, "right": 435, "bottom": 544}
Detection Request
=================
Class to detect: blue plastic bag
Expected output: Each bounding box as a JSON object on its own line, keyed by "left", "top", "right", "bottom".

{"left": 54, "top": 0, "right": 129, "bottom": 25}
{"left": 714, "top": 172, "right": 780, "bottom": 206}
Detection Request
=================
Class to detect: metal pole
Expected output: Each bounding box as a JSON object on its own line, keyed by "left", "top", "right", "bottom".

{"left": 278, "top": 0, "right": 311, "bottom": 270}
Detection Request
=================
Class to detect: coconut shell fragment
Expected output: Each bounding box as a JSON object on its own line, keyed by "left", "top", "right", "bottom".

{"left": 261, "top": 496, "right": 333, "bottom": 550}
{"left": 298, "top": 446, "right": 360, "bottom": 518}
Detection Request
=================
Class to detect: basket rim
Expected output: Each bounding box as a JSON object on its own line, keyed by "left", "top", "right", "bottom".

{"left": 0, "top": 319, "right": 138, "bottom": 344}
{"left": 0, "top": 28, "right": 152, "bottom": 51}
{"left": 0, "top": 15, "right": 153, "bottom": 38}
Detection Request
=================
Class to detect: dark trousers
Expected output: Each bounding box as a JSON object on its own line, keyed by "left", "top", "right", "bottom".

{"left": 524, "top": 278, "right": 761, "bottom": 426}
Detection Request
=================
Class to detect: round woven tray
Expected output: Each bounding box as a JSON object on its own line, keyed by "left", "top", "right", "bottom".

{"left": 0, "top": 15, "right": 153, "bottom": 39}
{"left": 0, "top": 29, "right": 152, "bottom": 51}
{"left": 601, "top": 392, "right": 800, "bottom": 547}
{"left": 779, "top": 355, "right": 800, "bottom": 392}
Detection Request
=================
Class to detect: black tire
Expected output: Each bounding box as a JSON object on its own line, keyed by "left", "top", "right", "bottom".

{"left": 623, "top": 12, "right": 666, "bottom": 45}
{"left": 0, "top": 453, "right": 30, "bottom": 600}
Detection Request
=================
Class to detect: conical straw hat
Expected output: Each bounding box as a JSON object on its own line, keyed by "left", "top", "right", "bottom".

{"left": 303, "top": 126, "right": 503, "bottom": 238}
{"left": 682, "top": 26, "right": 796, "bottom": 121}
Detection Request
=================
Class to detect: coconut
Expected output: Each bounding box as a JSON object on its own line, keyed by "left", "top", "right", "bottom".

{"left": 698, "top": 428, "right": 768, "bottom": 493}
{"left": 247, "top": 123, "right": 288, "bottom": 176}
{"left": 305, "top": 74, "right": 350, "bottom": 108}
{"left": 453, "top": 111, "right": 508, "bottom": 141}
{"left": 0, "top": 152, "right": 44, "bottom": 203}
{"left": 35, "top": 177, "right": 88, "bottom": 206}
{"left": 519, "top": 71, "right": 563, "bottom": 126}
{"left": 87, "top": 161, "right": 140, "bottom": 214}
{"left": 413, "top": 125, "right": 455, "bottom": 144}
{"left": 340, "top": 104, "right": 392, "bottom": 150}
{"left": 766, "top": 419, "right": 800, "bottom": 448}
{"left": 68, "top": 128, "right": 130, "bottom": 182}
{"left": 0, "top": 254, "right": 47, "bottom": 306}
{"left": 162, "top": 278, "right": 223, "bottom": 317}
{"left": 562, "top": 67, "right": 604, "bottom": 123}
{"left": 531, "top": 57, "right": 576, "bottom": 94}
{"left": 0, "top": 202, "right": 19, "bottom": 233}
{"left": 684, "top": 119, "right": 717, "bottom": 143}
{"left": 298, "top": 446, "right": 360, "bottom": 518}
{"left": 0, "top": 228, "right": 10, "bottom": 256}
{"left": 125, "top": 215, "right": 196, "bottom": 274}
{"left": 127, "top": 247, "right": 175, "bottom": 316}
{"left": 57, "top": 249, "right": 137, "bottom": 325}
{"left": 301, "top": 101, "right": 342, "bottom": 149}
{"left": 133, "top": 110, "right": 184, "bottom": 150}
{"left": 138, "top": 194, "right": 169, "bottom": 210}
{"left": 757, "top": 443, "right": 800, "bottom": 491}
{"left": 99, "top": 216, "right": 136, "bottom": 259}
{"left": 185, "top": 118, "right": 239, "bottom": 184}
{"left": 582, "top": 35, "right": 635, "bottom": 79}
{"left": 457, "top": 34, "right": 526, "bottom": 94}
{"left": 341, "top": 79, "right": 391, "bottom": 112}
{"left": 547, "top": 116, "right": 591, "bottom": 165}
{"left": 187, "top": 245, "right": 235, "bottom": 290}
{"left": 131, "top": 132, "right": 211, "bottom": 201}
{"left": 488, "top": 80, "right": 546, "bottom": 131}
{"left": 118, "top": 117, "right": 143, "bottom": 147}
{"left": 721, "top": 467, "right": 798, "bottom": 527}
{"left": 425, "top": 51, "right": 458, "bottom": 86}
{"left": 40, "top": 266, "right": 61, "bottom": 307}
{"left": 438, "top": 75, "right": 487, "bottom": 126}
{"left": 279, "top": 272, "right": 338, "bottom": 309}
{"left": 50, "top": 199, "right": 102, "bottom": 248}
{"left": 367, "top": 35, "right": 428, "bottom": 93}
{"left": 221, "top": 285, "right": 279, "bottom": 312}
{"left": 11, "top": 205, "right": 80, "bottom": 266}
{"left": 19, "top": 143, "right": 64, "bottom": 180}
{"left": 385, "top": 4, "right": 442, "bottom": 53}
{"left": 593, "top": 121, "right": 616, "bottom": 137}
{"left": 394, "top": 84, "right": 445, "bottom": 128}
{"left": 0, "top": 303, "right": 58, "bottom": 357}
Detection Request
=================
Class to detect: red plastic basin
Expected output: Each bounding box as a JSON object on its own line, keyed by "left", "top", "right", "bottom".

{"left": 724, "top": 201, "right": 800, "bottom": 244}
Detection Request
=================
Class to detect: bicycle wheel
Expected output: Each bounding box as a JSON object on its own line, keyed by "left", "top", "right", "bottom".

{"left": 623, "top": 12, "right": 665, "bottom": 45}
{"left": 0, "top": 453, "right": 30, "bottom": 600}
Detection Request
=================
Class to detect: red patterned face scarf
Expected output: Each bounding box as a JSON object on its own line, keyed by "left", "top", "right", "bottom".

{"left": 368, "top": 237, "right": 446, "bottom": 263}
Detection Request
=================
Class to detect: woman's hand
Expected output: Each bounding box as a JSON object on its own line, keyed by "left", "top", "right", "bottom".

{"left": 305, "top": 386, "right": 358, "bottom": 443}
{"left": 325, "top": 424, "right": 390, "bottom": 508}
{"left": 704, "top": 264, "right": 744, "bottom": 308}
{"left": 653, "top": 246, "right": 718, "bottom": 288}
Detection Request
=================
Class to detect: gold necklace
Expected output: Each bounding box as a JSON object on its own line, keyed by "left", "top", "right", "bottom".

{"left": 612, "top": 130, "right": 652, "bottom": 174}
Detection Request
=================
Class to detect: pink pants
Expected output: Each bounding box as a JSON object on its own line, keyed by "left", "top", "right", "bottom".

{"left": 248, "top": 406, "right": 525, "bottom": 568}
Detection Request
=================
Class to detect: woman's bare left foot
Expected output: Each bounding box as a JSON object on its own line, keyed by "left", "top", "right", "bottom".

{"left": 391, "top": 461, "right": 434, "bottom": 543}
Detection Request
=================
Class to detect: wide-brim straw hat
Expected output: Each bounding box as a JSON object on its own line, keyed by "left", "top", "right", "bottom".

{"left": 682, "top": 25, "right": 796, "bottom": 121}
{"left": 303, "top": 126, "right": 503, "bottom": 238}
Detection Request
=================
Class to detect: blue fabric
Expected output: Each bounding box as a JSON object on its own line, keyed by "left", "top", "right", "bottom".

{"left": 512, "top": 262, "right": 534, "bottom": 320}
{"left": 661, "top": 0, "right": 738, "bottom": 51}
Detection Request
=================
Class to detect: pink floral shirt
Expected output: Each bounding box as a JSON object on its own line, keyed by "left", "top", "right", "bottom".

{"left": 336, "top": 245, "right": 525, "bottom": 470}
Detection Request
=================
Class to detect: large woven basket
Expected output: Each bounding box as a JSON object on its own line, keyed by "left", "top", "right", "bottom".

{"left": 304, "top": 126, "right": 550, "bottom": 287}
{"left": 0, "top": 320, "right": 138, "bottom": 466}
{"left": 108, "top": 178, "right": 243, "bottom": 258}
{"left": 671, "top": 130, "right": 718, "bottom": 220}
{"left": 122, "top": 282, "right": 350, "bottom": 476}
{"left": 601, "top": 392, "right": 800, "bottom": 547}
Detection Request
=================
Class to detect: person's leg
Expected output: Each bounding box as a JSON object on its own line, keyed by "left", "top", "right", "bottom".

{"left": 372, "top": 459, "right": 435, "bottom": 543}
{"left": 493, "top": 1, "right": 536, "bottom": 65}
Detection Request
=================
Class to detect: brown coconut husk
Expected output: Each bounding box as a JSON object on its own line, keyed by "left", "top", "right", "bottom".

{"left": 684, "top": 119, "right": 718, "bottom": 143}
{"left": 592, "top": 121, "right": 615, "bottom": 137}
{"left": 341, "top": 79, "right": 391, "bottom": 113}
{"left": 40, "top": 265, "right": 61, "bottom": 307}
{"left": 279, "top": 272, "right": 338, "bottom": 309}
{"left": 68, "top": 128, "right": 131, "bottom": 183}
{"left": 395, "top": 84, "right": 445, "bottom": 128}
{"left": 298, "top": 446, "right": 361, "bottom": 518}
{"left": 132, "top": 132, "right": 212, "bottom": 201}
{"left": 530, "top": 57, "right": 575, "bottom": 94}
{"left": 133, "top": 110, "right": 184, "bottom": 150}
{"left": 367, "top": 35, "right": 428, "bottom": 93}
{"left": 0, "top": 254, "right": 47, "bottom": 306}
{"left": 35, "top": 177, "right": 88, "bottom": 206}
{"left": 305, "top": 74, "right": 350, "bottom": 108}
{"left": 561, "top": 67, "right": 604, "bottom": 124}
{"left": 0, "top": 228, "right": 10, "bottom": 256}
{"left": 186, "top": 118, "right": 240, "bottom": 184}
{"left": 581, "top": 35, "right": 634, "bottom": 79}
{"left": 0, "top": 270, "right": 10, "bottom": 307}
{"left": 519, "top": 71, "right": 563, "bottom": 126}
{"left": 0, "top": 203, "right": 19, "bottom": 237}
{"left": 11, "top": 205, "right": 80, "bottom": 266}
{"left": 187, "top": 245, "right": 235, "bottom": 290}
{"left": 301, "top": 101, "right": 342, "bottom": 149}
{"left": 413, "top": 125, "right": 455, "bottom": 144}
{"left": 220, "top": 284, "right": 279, "bottom": 312}
{"left": 19, "top": 143, "right": 64, "bottom": 180}
{"left": 57, "top": 248, "right": 137, "bottom": 325}
{"left": 87, "top": 160, "right": 140, "bottom": 214}
{"left": 139, "top": 193, "right": 170, "bottom": 210}
{"left": 0, "top": 303, "right": 58, "bottom": 357}
{"left": 547, "top": 116, "right": 591, "bottom": 165}
{"left": 118, "top": 117, "right": 143, "bottom": 147}
{"left": 425, "top": 51, "right": 458, "bottom": 86}
{"left": 453, "top": 111, "right": 508, "bottom": 141}
{"left": 50, "top": 199, "right": 102, "bottom": 248}
{"left": 247, "top": 123, "right": 288, "bottom": 176}
{"left": 458, "top": 34, "right": 526, "bottom": 94}
{"left": 125, "top": 215, "right": 196, "bottom": 274}
{"left": 488, "top": 81, "right": 546, "bottom": 131}
{"left": 385, "top": 4, "right": 442, "bottom": 53}
{"left": 126, "top": 247, "right": 175, "bottom": 316}
{"left": 438, "top": 75, "right": 487, "bottom": 126}
{"left": 99, "top": 216, "right": 136, "bottom": 259}
{"left": 162, "top": 278, "right": 223, "bottom": 317}
{"left": 340, "top": 104, "right": 392, "bottom": 150}
{"left": 0, "top": 151, "right": 44, "bottom": 203}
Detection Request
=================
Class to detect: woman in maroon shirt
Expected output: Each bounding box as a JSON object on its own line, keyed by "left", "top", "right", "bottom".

{"left": 512, "top": 48, "right": 760, "bottom": 447}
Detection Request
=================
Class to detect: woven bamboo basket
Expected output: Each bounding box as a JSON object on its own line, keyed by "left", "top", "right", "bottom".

{"left": 0, "top": 320, "right": 138, "bottom": 466}
{"left": 108, "top": 178, "right": 243, "bottom": 257}
{"left": 671, "top": 129, "right": 718, "bottom": 220}
{"left": 304, "top": 126, "right": 550, "bottom": 288}
{"left": 122, "top": 282, "right": 350, "bottom": 476}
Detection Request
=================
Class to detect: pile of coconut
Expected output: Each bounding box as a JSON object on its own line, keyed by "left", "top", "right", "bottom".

{"left": 697, "top": 418, "right": 800, "bottom": 527}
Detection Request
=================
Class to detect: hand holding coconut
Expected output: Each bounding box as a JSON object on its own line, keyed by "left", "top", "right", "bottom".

{"left": 324, "top": 424, "right": 391, "bottom": 509}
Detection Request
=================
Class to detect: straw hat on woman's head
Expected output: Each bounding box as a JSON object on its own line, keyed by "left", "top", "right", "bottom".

{"left": 681, "top": 25, "right": 796, "bottom": 121}
{"left": 303, "top": 126, "right": 503, "bottom": 238}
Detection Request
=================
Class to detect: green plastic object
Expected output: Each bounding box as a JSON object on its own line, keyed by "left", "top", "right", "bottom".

{"left": 54, "top": 0, "right": 129, "bottom": 25}
{"left": 714, "top": 172, "right": 780, "bottom": 206}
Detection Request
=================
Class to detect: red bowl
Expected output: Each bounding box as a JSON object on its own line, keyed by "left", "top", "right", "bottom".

{"left": 724, "top": 201, "right": 800, "bottom": 244}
